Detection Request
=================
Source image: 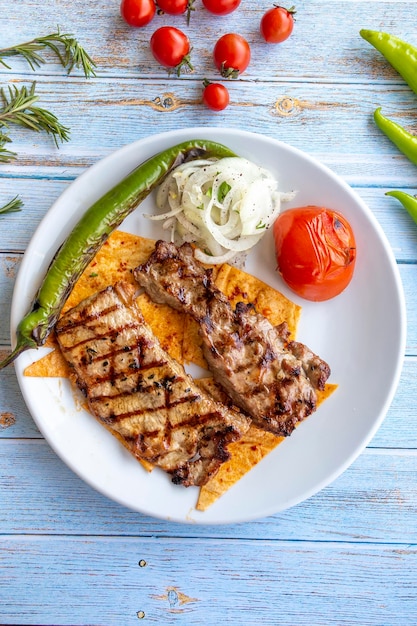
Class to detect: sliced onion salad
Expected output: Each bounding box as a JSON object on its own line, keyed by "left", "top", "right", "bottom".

{"left": 145, "top": 157, "right": 294, "bottom": 264}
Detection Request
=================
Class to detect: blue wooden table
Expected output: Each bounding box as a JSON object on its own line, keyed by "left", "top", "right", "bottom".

{"left": 1, "top": 1, "right": 417, "bottom": 624}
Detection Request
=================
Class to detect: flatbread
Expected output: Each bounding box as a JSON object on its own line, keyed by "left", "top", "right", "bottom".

{"left": 196, "top": 382, "right": 337, "bottom": 511}
{"left": 24, "top": 231, "right": 185, "bottom": 375}
{"left": 24, "top": 230, "right": 336, "bottom": 510}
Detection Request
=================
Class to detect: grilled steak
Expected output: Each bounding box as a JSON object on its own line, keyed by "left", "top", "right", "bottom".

{"left": 55, "top": 281, "right": 250, "bottom": 487}
{"left": 134, "top": 240, "right": 331, "bottom": 437}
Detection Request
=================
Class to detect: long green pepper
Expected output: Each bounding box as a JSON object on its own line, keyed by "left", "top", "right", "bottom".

{"left": 0, "top": 139, "right": 237, "bottom": 370}
{"left": 373, "top": 107, "right": 417, "bottom": 166}
{"left": 360, "top": 29, "right": 417, "bottom": 96}
{"left": 385, "top": 190, "right": 417, "bottom": 225}
{"left": 361, "top": 28, "right": 417, "bottom": 226}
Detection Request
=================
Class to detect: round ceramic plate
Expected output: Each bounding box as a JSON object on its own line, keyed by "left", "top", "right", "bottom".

{"left": 11, "top": 128, "right": 406, "bottom": 524}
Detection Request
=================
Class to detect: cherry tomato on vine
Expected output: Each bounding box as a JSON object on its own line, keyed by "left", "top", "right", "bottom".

{"left": 213, "top": 33, "right": 250, "bottom": 78}
{"left": 260, "top": 5, "right": 296, "bottom": 44}
{"left": 202, "top": 80, "right": 230, "bottom": 111}
{"left": 120, "top": 0, "right": 156, "bottom": 27}
{"left": 202, "top": 0, "right": 241, "bottom": 15}
{"left": 150, "top": 26, "right": 193, "bottom": 74}
{"left": 273, "top": 206, "right": 356, "bottom": 301}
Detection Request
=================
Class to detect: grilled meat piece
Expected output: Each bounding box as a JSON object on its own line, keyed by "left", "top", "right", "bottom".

{"left": 134, "top": 240, "right": 331, "bottom": 437}
{"left": 55, "top": 281, "right": 250, "bottom": 487}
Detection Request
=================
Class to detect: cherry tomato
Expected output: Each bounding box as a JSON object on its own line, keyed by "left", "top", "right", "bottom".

{"left": 157, "top": 0, "right": 192, "bottom": 16}
{"left": 213, "top": 33, "right": 250, "bottom": 78}
{"left": 260, "top": 5, "right": 296, "bottom": 44}
{"left": 202, "top": 80, "right": 230, "bottom": 111}
{"left": 202, "top": 0, "right": 241, "bottom": 15}
{"left": 150, "top": 27, "right": 192, "bottom": 74}
{"left": 120, "top": 0, "right": 156, "bottom": 27}
{"left": 273, "top": 206, "right": 356, "bottom": 301}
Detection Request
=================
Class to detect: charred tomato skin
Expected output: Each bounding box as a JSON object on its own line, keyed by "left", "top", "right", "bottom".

{"left": 273, "top": 205, "right": 356, "bottom": 301}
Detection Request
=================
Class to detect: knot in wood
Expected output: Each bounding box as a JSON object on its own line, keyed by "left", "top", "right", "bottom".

{"left": 152, "top": 93, "right": 179, "bottom": 112}
{"left": 272, "top": 96, "right": 300, "bottom": 117}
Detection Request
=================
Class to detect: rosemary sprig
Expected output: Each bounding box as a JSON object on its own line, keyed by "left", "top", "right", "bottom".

{"left": 0, "top": 82, "right": 70, "bottom": 147}
{"left": 0, "top": 131, "right": 17, "bottom": 162}
{"left": 0, "top": 28, "right": 97, "bottom": 78}
{"left": 0, "top": 30, "right": 95, "bottom": 218}
{"left": 0, "top": 194, "right": 23, "bottom": 216}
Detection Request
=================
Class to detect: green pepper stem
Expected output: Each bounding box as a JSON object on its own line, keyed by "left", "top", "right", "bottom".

{"left": 0, "top": 332, "right": 36, "bottom": 369}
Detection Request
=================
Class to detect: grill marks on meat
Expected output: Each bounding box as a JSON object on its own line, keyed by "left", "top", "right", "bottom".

{"left": 55, "top": 281, "right": 250, "bottom": 487}
{"left": 134, "top": 241, "right": 331, "bottom": 437}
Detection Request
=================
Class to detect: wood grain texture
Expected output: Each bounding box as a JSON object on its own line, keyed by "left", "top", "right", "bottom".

{"left": 1, "top": 440, "right": 417, "bottom": 542}
{"left": 1, "top": 1, "right": 417, "bottom": 624}
{"left": 1, "top": 536, "right": 416, "bottom": 626}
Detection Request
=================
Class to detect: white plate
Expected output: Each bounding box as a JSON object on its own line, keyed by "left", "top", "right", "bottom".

{"left": 11, "top": 128, "right": 406, "bottom": 524}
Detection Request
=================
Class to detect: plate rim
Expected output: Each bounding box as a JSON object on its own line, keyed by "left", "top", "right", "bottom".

{"left": 11, "top": 127, "right": 407, "bottom": 524}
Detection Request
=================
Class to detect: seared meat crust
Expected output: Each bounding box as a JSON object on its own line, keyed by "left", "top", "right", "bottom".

{"left": 134, "top": 241, "right": 331, "bottom": 437}
{"left": 55, "top": 281, "right": 250, "bottom": 487}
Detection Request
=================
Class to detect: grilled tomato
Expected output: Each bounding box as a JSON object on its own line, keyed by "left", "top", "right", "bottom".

{"left": 273, "top": 205, "right": 356, "bottom": 301}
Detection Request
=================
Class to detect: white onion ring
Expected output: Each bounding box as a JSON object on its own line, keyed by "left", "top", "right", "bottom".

{"left": 146, "top": 156, "right": 294, "bottom": 264}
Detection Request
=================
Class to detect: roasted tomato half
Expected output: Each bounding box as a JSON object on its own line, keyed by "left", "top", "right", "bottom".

{"left": 273, "top": 205, "right": 356, "bottom": 301}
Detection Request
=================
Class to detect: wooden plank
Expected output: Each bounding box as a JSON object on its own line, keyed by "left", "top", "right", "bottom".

{"left": 0, "top": 2, "right": 417, "bottom": 624}
{"left": 370, "top": 358, "right": 417, "bottom": 447}
{"left": 0, "top": 0, "right": 415, "bottom": 84}
{"left": 403, "top": 267, "right": 417, "bottom": 356}
{"left": 1, "top": 76, "right": 417, "bottom": 182}
{"left": 0, "top": 535, "right": 416, "bottom": 625}
{"left": 0, "top": 179, "right": 70, "bottom": 252}
{"left": 1, "top": 439, "right": 416, "bottom": 542}
{"left": 0, "top": 362, "right": 40, "bottom": 437}
{"left": 357, "top": 188, "right": 417, "bottom": 263}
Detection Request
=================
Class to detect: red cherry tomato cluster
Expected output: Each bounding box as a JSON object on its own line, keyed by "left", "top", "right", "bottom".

{"left": 120, "top": 1, "right": 296, "bottom": 110}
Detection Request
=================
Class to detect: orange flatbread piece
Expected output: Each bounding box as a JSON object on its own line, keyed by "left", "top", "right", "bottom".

{"left": 24, "top": 231, "right": 185, "bottom": 375}
{"left": 23, "top": 229, "right": 336, "bottom": 511}
{"left": 62, "top": 230, "right": 156, "bottom": 313}
{"left": 24, "top": 346, "right": 71, "bottom": 378}
{"left": 196, "top": 383, "right": 338, "bottom": 511}
{"left": 215, "top": 264, "right": 300, "bottom": 335}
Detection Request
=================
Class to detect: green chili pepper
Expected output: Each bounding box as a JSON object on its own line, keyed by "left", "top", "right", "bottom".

{"left": 360, "top": 29, "right": 417, "bottom": 96}
{"left": 386, "top": 190, "right": 417, "bottom": 225}
{"left": 0, "top": 139, "right": 237, "bottom": 370}
{"left": 373, "top": 107, "right": 417, "bottom": 166}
